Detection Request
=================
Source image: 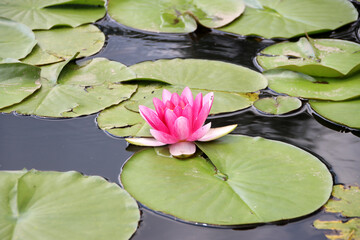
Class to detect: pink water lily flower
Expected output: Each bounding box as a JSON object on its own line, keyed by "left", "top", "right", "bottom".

{"left": 126, "top": 87, "right": 237, "bottom": 158}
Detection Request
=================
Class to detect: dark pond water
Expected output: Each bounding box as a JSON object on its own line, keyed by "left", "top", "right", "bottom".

{"left": 1, "top": 8, "right": 360, "bottom": 240}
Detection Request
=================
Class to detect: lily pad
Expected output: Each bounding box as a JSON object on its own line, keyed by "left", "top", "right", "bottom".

{"left": 218, "top": 0, "right": 358, "bottom": 39}
{"left": 310, "top": 98, "right": 360, "bottom": 129}
{"left": 0, "top": 18, "right": 37, "bottom": 60}
{"left": 314, "top": 219, "right": 360, "bottom": 240}
{"left": 254, "top": 96, "right": 302, "bottom": 115}
{"left": 2, "top": 58, "right": 137, "bottom": 118}
{"left": 121, "top": 135, "right": 333, "bottom": 225}
{"left": 324, "top": 185, "right": 360, "bottom": 217}
{"left": 22, "top": 24, "right": 105, "bottom": 66}
{"left": 264, "top": 70, "right": 360, "bottom": 101}
{"left": 0, "top": 0, "right": 106, "bottom": 30}
{"left": 0, "top": 170, "right": 139, "bottom": 240}
{"left": 256, "top": 38, "right": 360, "bottom": 77}
{"left": 0, "top": 62, "right": 41, "bottom": 109}
{"left": 108, "top": 0, "right": 245, "bottom": 33}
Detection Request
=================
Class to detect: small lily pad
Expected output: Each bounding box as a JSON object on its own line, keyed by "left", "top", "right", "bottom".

{"left": 0, "top": 18, "right": 37, "bottom": 60}
{"left": 22, "top": 24, "right": 105, "bottom": 66}
{"left": 218, "top": 0, "right": 358, "bottom": 39}
{"left": 0, "top": 0, "right": 106, "bottom": 30}
{"left": 254, "top": 96, "right": 302, "bottom": 115}
{"left": 310, "top": 98, "right": 360, "bottom": 129}
{"left": 257, "top": 38, "right": 360, "bottom": 77}
{"left": 264, "top": 70, "right": 360, "bottom": 101}
{"left": 121, "top": 135, "right": 333, "bottom": 225}
{"left": 2, "top": 58, "right": 137, "bottom": 118}
{"left": 314, "top": 219, "right": 360, "bottom": 240}
{"left": 0, "top": 62, "right": 41, "bottom": 109}
{"left": 108, "top": 0, "right": 245, "bottom": 33}
{"left": 324, "top": 185, "right": 360, "bottom": 217}
{"left": 0, "top": 170, "right": 139, "bottom": 240}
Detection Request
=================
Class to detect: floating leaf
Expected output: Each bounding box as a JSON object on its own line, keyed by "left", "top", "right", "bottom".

{"left": 254, "top": 96, "right": 302, "bottom": 115}
{"left": 310, "top": 98, "right": 360, "bottom": 129}
{"left": 22, "top": 24, "right": 105, "bottom": 66}
{"left": 2, "top": 58, "right": 137, "bottom": 118}
{"left": 257, "top": 38, "right": 360, "bottom": 77}
{"left": 218, "top": 0, "right": 358, "bottom": 39}
{"left": 264, "top": 70, "right": 360, "bottom": 101}
{"left": 0, "top": 170, "right": 139, "bottom": 240}
{"left": 121, "top": 135, "right": 333, "bottom": 225}
{"left": 0, "top": 18, "right": 36, "bottom": 60}
{"left": 324, "top": 185, "right": 360, "bottom": 217}
{"left": 0, "top": 62, "right": 41, "bottom": 109}
{"left": 108, "top": 0, "right": 245, "bottom": 33}
{"left": 0, "top": 0, "right": 106, "bottom": 30}
{"left": 314, "top": 219, "right": 360, "bottom": 240}
{"left": 243, "top": 0, "right": 263, "bottom": 9}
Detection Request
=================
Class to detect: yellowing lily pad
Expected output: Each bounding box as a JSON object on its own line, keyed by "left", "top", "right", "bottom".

{"left": 265, "top": 70, "right": 360, "bottom": 101}
{"left": 0, "top": 0, "right": 106, "bottom": 30}
{"left": 121, "top": 135, "right": 333, "bottom": 225}
{"left": 0, "top": 18, "right": 37, "bottom": 60}
{"left": 0, "top": 170, "right": 140, "bottom": 240}
{"left": 310, "top": 98, "right": 360, "bottom": 129}
{"left": 0, "top": 62, "right": 41, "bottom": 109}
{"left": 2, "top": 58, "right": 137, "bottom": 118}
{"left": 254, "top": 96, "right": 302, "bottom": 115}
{"left": 257, "top": 38, "right": 360, "bottom": 77}
{"left": 314, "top": 219, "right": 360, "bottom": 240}
{"left": 108, "top": 0, "right": 245, "bottom": 33}
{"left": 324, "top": 185, "right": 360, "bottom": 217}
{"left": 22, "top": 24, "right": 105, "bottom": 66}
{"left": 218, "top": 0, "right": 358, "bottom": 39}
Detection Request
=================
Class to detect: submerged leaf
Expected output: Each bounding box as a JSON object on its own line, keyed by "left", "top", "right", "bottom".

{"left": 108, "top": 0, "right": 245, "bottom": 33}
{"left": 0, "top": 18, "right": 37, "bottom": 60}
{"left": 314, "top": 219, "right": 360, "bottom": 240}
{"left": 121, "top": 135, "right": 333, "bottom": 225}
{"left": 254, "top": 96, "right": 302, "bottom": 115}
{"left": 257, "top": 38, "right": 360, "bottom": 77}
{"left": 219, "top": 0, "right": 358, "bottom": 39}
{"left": 0, "top": 170, "right": 139, "bottom": 240}
{"left": 2, "top": 58, "right": 137, "bottom": 118}
{"left": 22, "top": 24, "right": 105, "bottom": 66}
{"left": 0, "top": 0, "right": 106, "bottom": 30}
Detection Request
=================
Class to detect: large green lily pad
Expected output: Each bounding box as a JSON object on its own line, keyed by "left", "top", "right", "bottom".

{"left": 0, "top": 18, "right": 37, "bottom": 60}
{"left": 0, "top": 0, "right": 106, "bottom": 30}
{"left": 324, "top": 185, "right": 360, "bottom": 217}
{"left": 108, "top": 0, "right": 245, "bottom": 33}
{"left": 22, "top": 24, "right": 105, "bottom": 66}
{"left": 254, "top": 96, "right": 302, "bottom": 115}
{"left": 121, "top": 135, "right": 333, "bottom": 225}
{"left": 2, "top": 58, "right": 137, "bottom": 118}
{"left": 310, "top": 98, "right": 360, "bottom": 129}
{"left": 257, "top": 38, "right": 360, "bottom": 77}
{"left": 314, "top": 219, "right": 360, "bottom": 240}
{"left": 264, "top": 70, "right": 360, "bottom": 101}
{"left": 218, "top": 0, "right": 358, "bottom": 39}
{"left": 0, "top": 62, "right": 41, "bottom": 109}
{"left": 0, "top": 170, "right": 139, "bottom": 240}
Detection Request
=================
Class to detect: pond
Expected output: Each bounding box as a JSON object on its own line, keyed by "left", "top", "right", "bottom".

{"left": 0, "top": 1, "right": 360, "bottom": 239}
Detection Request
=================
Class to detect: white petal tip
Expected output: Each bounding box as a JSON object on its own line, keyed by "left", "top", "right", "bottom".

{"left": 125, "top": 137, "right": 166, "bottom": 147}
{"left": 198, "top": 124, "right": 237, "bottom": 142}
{"left": 169, "top": 142, "right": 196, "bottom": 159}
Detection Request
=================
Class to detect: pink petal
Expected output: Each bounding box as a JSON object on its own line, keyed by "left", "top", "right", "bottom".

{"left": 174, "top": 116, "right": 191, "bottom": 140}
{"left": 192, "top": 103, "right": 210, "bottom": 131}
{"left": 164, "top": 109, "right": 177, "bottom": 136}
{"left": 173, "top": 106, "right": 183, "bottom": 117}
{"left": 203, "top": 92, "right": 214, "bottom": 110}
{"left": 182, "top": 105, "right": 193, "bottom": 131}
{"left": 169, "top": 142, "right": 196, "bottom": 158}
{"left": 162, "top": 89, "right": 172, "bottom": 103}
{"left": 192, "top": 93, "right": 203, "bottom": 116}
{"left": 125, "top": 137, "right": 166, "bottom": 146}
{"left": 187, "top": 122, "right": 211, "bottom": 141}
{"left": 153, "top": 97, "right": 165, "bottom": 120}
{"left": 150, "top": 129, "right": 178, "bottom": 144}
{"left": 198, "top": 124, "right": 238, "bottom": 142}
{"left": 170, "top": 92, "right": 181, "bottom": 106}
{"left": 181, "top": 87, "right": 193, "bottom": 105}
{"left": 139, "top": 105, "right": 169, "bottom": 133}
